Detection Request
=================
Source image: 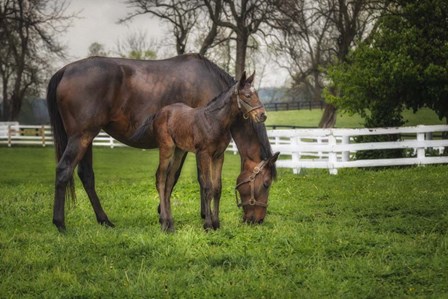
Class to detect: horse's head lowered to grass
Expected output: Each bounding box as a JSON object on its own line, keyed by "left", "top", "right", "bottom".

{"left": 236, "top": 152, "right": 280, "bottom": 224}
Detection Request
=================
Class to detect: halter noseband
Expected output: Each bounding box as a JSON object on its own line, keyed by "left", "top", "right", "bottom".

{"left": 235, "top": 160, "right": 269, "bottom": 208}
{"left": 235, "top": 87, "right": 263, "bottom": 119}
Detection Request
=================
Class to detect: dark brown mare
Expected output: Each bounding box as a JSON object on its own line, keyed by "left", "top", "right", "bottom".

{"left": 143, "top": 72, "right": 273, "bottom": 231}
{"left": 46, "top": 54, "right": 277, "bottom": 232}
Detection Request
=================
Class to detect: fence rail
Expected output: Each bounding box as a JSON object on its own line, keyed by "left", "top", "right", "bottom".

{"left": 1, "top": 123, "right": 447, "bottom": 174}
{"left": 268, "top": 125, "right": 448, "bottom": 174}
{"left": 263, "top": 101, "right": 324, "bottom": 111}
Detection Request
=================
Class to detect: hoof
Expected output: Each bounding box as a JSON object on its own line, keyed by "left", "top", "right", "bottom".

{"left": 53, "top": 219, "right": 66, "bottom": 233}
{"left": 203, "top": 222, "right": 215, "bottom": 231}
{"left": 160, "top": 218, "right": 174, "bottom": 233}
{"left": 212, "top": 220, "right": 220, "bottom": 230}
{"left": 99, "top": 219, "right": 115, "bottom": 228}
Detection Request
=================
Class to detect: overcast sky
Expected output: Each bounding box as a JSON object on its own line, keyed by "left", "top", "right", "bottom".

{"left": 62, "top": 0, "right": 163, "bottom": 59}
{"left": 61, "top": 0, "right": 288, "bottom": 87}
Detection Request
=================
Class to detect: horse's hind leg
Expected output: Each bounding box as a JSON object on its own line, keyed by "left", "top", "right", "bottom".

{"left": 164, "top": 149, "right": 187, "bottom": 201}
{"left": 77, "top": 144, "right": 114, "bottom": 227}
{"left": 211, "top": 155, "right": 224, "bottom": 230}
{"left": 53, "top": 133, "right": 96, "bottom": 231}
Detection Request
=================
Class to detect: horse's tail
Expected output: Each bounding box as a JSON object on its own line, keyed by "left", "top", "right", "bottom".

{"left": 46, "top": 68, "right": 76, "bottom": 201}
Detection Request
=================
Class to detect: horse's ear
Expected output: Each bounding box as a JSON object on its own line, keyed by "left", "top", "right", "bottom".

{"left": 246, "top": 70, "right": 256, "bottom": 84}
{"left": 268, "top": 152, "right": 280, "bottom": 166}
{"left": 238, "top": 71, "right": 247, "bottom": 89}
{"left": 230, "top": 82, "right": 239, "bottom": 95}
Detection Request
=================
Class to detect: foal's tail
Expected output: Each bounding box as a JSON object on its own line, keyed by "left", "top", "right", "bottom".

{"left": 131, "top": 114, "right": 156, "bottom": 143}
{"left": 46, "top": 68, "right": 76, "bottom": 201}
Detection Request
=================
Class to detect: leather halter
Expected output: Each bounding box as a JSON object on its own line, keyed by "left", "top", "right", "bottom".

{"left": 235, "top": 160, "right": 269, "bottom": 208}
{"left": 235, "top": 87, "right": 263, "bottom": 119}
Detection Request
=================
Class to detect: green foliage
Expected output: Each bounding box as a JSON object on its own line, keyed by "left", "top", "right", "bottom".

{"left": 326, "top": 0, "right": 448, "bottom": 159}
{"left": 1, "top": 147, "right": 448, "bottom": 297}
{"left": 327, "top": 0, "right": 448, "bottom": 125}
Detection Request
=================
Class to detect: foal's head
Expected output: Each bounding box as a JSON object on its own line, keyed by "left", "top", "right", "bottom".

{"left": 235, "top": 71, "right": 266, "bottom": 123}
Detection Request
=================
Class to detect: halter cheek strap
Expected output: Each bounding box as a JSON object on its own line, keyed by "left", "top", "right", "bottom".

{"left": 235, "top": 160, "right": 269, "bottom": 208}
{"left": 235, "top": 88, "right": 263, "bottom": 119}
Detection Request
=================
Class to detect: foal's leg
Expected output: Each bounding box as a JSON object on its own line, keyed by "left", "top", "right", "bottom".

{"left": 53, "top": 133, "right": 95, "bottom": 231}
{"left": 158, "top": 151, "right": 188, "bottom": 215}
{"left": 164, "top": 149, "right": 187, "bottom": 201}
{"left": 156, "top": 145, "right": 175, "bottom": 232}
{"left": 77, "top": 144, "right": 114, "bottom": 227}
{"left": 196, "top": 152, "right": 214, "bottom": 230}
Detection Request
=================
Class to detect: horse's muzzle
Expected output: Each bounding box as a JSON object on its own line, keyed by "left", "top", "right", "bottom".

{"left": 256, "top": 112, "right": 267, "bottom": 123}
{"left": 243, "top": 215, "right": 264, "bottom": 224}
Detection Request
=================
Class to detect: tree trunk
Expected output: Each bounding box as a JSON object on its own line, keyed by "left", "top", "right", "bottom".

{"left": 235, "top": 32, "right": 248, "bottom": 79}
{"left": 319, "top": 85, "right": 337, "bottom": 128}
{"left": 1, "top": 78, "right": 8, "bottom": 121}
{"left": 319, "top": 103, "right": 337, "bottom": 128}
{"left": 10, "top": 93, "right": 21, "bottom": 121}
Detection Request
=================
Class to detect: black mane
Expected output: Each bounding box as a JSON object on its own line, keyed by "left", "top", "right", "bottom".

{"left": 198, "top": 54, "right": 237, "bottom": 87}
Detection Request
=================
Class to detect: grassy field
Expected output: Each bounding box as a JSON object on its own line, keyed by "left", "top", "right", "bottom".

{"left": 265, "top": 108, "right": 446, "bottom": 128}
{"left": 1, "top": 146, "right": 447, "bottom": 298}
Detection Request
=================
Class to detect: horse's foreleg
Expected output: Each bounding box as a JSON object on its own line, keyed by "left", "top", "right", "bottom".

{"left": 198, "top": 163, "right": 206, "bottom": 219}
{"left": 196, "top": 152, "right": 214, "bottom": 230}
{"left": 53, "top": 134, "right": 93, "bottom": 232}
{"left": 77, "top": 144, "right": 114, "bottom": 227}
{"left": 211, "top": 155, "right": 224, "bottom": 230}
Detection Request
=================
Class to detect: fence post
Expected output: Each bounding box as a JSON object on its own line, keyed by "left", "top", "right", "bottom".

{"left": 7, "top": 125, "right": 12, "bottom": 147}
{"left": 328, "top": 133, "right": 338, "bottom": 175}
{"left": 342, "top": 135, "right": 350, "bottom": 162}
{"left": 416, "top": 131, "right": 425, "bottom": 164}
{"left": 291, "top": 136, "right": 301, "bottom": 174}
{"left": 317, "top": 137, "right": 323, "bottom": 160}
{"left": 41, "top": 125, "right": 46, "bottom": 147}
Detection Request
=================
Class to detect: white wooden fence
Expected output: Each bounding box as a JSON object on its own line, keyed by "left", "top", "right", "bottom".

{"left": 0, "top": 123, "right": 126, "bottom": 148}
{"left": 269, "top": 125, "right": 448, "bottom": 174}
{"left": 1, "top": 123, "right": 447, "bottom": 174}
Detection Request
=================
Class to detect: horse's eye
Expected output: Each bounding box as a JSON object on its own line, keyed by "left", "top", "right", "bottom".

{"left": 244, "top": 93, "right": 251, "bottom": 98}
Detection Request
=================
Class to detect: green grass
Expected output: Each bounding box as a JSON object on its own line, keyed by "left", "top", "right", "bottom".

{"left": 266, "top": 108, "right": 446, "bottom": 128}
{"left": 1, "top": 147, "right": 448, "bottom": 298}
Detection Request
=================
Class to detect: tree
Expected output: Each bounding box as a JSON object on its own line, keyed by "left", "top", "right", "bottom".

{"left": 115, "top": 31, "right": 157, "bottom": 59}
{"left": 326, "top": 0, "right": 448, "bottom": 158}
{"left": 327, "top": 0, "right": 448, "bottom": 125}
{"left": 123, "top": 0, "right": 274, "bottom": 78}
{"left": 88, "top": 42, "right": 108, "bottom": 57}
{"left": 0, "top": 0, "right": 72, "bottom": 121}
{"left": 271, "top": 0, "right": 332, "bottom": 108}
{"left": 122, "top": 0, "right": 204, "bottom": 55}
{"left": 205, "top": 0, "right": 272, "bottom": 78}
{"left": 272, "top": 0, "right": 386, "bottom": 127}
